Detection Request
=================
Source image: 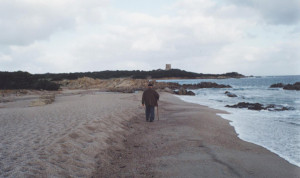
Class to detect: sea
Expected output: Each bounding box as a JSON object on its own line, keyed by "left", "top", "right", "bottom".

{"left": 158, "top": 75, "right": 300, "bottom": 167}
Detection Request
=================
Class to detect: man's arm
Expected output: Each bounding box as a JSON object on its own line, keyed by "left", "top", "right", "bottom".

{"left": 142, "top": 92, "right": 145, "bottom": 106}
{"left": 155, "top": 91, "right": 159, "bottom": 100}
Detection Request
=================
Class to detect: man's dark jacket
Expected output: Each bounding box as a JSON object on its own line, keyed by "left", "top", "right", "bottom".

{"left": 142, "top": 88, "right": 159, "bottom": 106}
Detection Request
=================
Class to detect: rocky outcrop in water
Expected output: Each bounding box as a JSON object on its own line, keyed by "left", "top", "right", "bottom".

{"left": 226, "top": 102, "right": 264, "bottom": 110}
{"left": 182, "top": 82, "right": 231, "bottom": 89}
{"left": 225, "top": 102, "right": 294, "bottom": 111}
{"left": 270, "top": 82, "right": 300, "bottom": 91}
{"left": 270, "top": 83, "right": 285, "bottom": 88}
{"left": 224, "top": 91, "right": 237, "bottom": 97}
{"left": 174, "top": 87, "right": 195, "bottom": 96}
{"left": 283, "top": 82, "right": 300, "bottom": 90}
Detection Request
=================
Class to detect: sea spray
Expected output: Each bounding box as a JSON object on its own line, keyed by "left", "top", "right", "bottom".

{"left": 159, "top": 75, "right": 300, "bottom": 167}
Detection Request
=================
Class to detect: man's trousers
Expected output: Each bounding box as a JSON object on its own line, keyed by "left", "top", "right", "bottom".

{"left": 145, "top": 105, "right": 155, "bottom": 122}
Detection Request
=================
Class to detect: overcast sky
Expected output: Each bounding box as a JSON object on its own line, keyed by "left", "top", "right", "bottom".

{"left": 0, "top": 0, "right": 299, "bottom": 75}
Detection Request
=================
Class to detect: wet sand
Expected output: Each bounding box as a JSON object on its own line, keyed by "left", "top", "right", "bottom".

{"left": 94, "top": 93, "right": 300, "bottom": 178}
{"left": 0, "top": 91, "right": 299, "bottom": 177}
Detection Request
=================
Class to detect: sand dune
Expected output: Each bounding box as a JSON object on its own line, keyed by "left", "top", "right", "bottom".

{"left": 0, "top": 91, "right": 143, "bottom": 177}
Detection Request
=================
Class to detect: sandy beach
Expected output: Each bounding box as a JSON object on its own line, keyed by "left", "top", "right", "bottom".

{"left": 0, "top": 90, "right": 144, "bottom": 177}
{"left": 0, "top": 90, "right": 299, "bottom": 177}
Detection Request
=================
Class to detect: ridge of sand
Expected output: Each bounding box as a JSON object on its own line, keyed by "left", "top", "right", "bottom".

{"left": 0, "top": 91, "right": 143, "bottom": 177}
{"left": 94, "top": 93, "right": 300, "bottom": 178}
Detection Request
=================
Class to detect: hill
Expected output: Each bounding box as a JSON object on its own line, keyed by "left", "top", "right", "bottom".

{"left": 0, "top": 69, "right": 244, "bottom": 90}
{"left": 0, "top": 71, "right": 60, "bottom": 90}
{"left": 35, "top": 69, "right": 244, "bottom": 81}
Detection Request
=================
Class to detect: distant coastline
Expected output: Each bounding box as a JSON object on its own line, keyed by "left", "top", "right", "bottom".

{"left": 0, "top": 69, "right": 245, "bottom": 90}
{"left": 1, "top": 69, "right": 245, "bottom": 80}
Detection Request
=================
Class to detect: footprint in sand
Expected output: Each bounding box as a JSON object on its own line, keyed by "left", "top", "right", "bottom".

{"left": 85, "top": 125, "right": 97, "bottom": 131}
{"left": 69, "top": 133, "right": 80, "bottom": 139}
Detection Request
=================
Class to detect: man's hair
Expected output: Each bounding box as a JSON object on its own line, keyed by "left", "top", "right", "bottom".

{"left": 148, "top": 83, "right": 153, "bottom": 86}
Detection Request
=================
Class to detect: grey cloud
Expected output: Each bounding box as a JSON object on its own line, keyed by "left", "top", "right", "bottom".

{"left": 227, "top": 0, "right": 300, "bottom": 25}
{"left": 1, "top": 0, "right": 299, "bottom": 75}
{"left": 0, "top": 18, "right": 76, "bottom": 46}
{"left": 290, "top": 26, "right": 300, "bottom": 34}
{"left": 0, "top": 0, "right": 107, "bottom": 46}
{"left": 0, "top": 2, "right": 74, "bottom": 45}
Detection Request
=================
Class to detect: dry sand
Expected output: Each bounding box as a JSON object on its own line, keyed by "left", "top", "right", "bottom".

{"left": 0, "top": 91, "right": 299, "bottom": 177}
{"left": 0, "top": 90, "right": 144, "bottom": 177}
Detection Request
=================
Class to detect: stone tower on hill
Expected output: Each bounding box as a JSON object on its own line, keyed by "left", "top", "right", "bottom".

{"left": 165, "top": 64, "right": 171, "bottom": 70}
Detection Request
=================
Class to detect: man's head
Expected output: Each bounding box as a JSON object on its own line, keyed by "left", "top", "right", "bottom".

{"left": 148, "top": 83, "right": 153, "bottom": 88}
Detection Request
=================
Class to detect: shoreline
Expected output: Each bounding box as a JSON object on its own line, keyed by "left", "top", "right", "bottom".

{"left": 177, "top": 94, "right": 300, "bottom": 167}
{"left": 95, "top": 92, "right": 300, "bottom": 177}
{"left": 0, "top": 90, "right": 299, "bottom": 177}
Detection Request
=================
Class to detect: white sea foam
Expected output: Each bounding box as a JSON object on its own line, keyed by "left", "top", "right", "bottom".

{"left": 169, "top": 76, "right": 300, "bottom": 167}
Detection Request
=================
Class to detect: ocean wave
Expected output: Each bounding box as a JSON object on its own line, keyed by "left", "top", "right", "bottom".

{"left": 174, "top": 76, "right": 300, "bottom": 167}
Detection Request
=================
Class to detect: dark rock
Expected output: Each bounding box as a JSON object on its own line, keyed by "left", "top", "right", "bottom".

{"left": 174, "top": 87, "right": 195, "bottom": 96}
{"left": 226, "top": 102, "right": 294, "bottom": 111}
{"left": 283, "top": 82, "right": 300, "bottom": 91}
{"left": 269, "top": 82, "right": 300, "bottom": 91}
{"left": 270, "top": 83, "right": 285, "bottom": 88}
{"left": 227, "top": 93, "right": 237, "bottom": 97}
{"left": 183, "top": 82, "right": 232, "bottom": 89}
{"left": 265, "top": 104, "right": 293, "bottom": 111}
{"left": 224, "top": 91, "right": 237, "bottom": 97}
{"left": 226, "top": 102, "right": 264, "bottom": 110}
{"left": 248, "top": 103, "right": 264, "bottom": 110}
{"left": 187, "top": 91, "right": 196, "bottom": 96}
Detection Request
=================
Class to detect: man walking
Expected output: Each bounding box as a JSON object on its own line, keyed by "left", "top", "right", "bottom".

{"left": 142, "top": 83, "right": 159, "bottom": 122}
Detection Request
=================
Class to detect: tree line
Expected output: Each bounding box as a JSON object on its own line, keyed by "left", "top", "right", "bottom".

{"left": 0, "top": 71, "right": 60, "bottom": 90}
{"left": 0, "top": 69, "right": 244, "bottom": 90}
{"left": 34, "top": 69, "right": 244, "bottom": 81}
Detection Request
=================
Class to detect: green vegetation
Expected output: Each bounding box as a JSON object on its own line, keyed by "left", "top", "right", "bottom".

{"left": 34, "top": 69, "right": 244, "bottom": 81}
{"left": 0, "top": 71, "right": 60, "bottom": 90}
{"left": 0, "top": 69, "right": 244, "bottom": 90}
